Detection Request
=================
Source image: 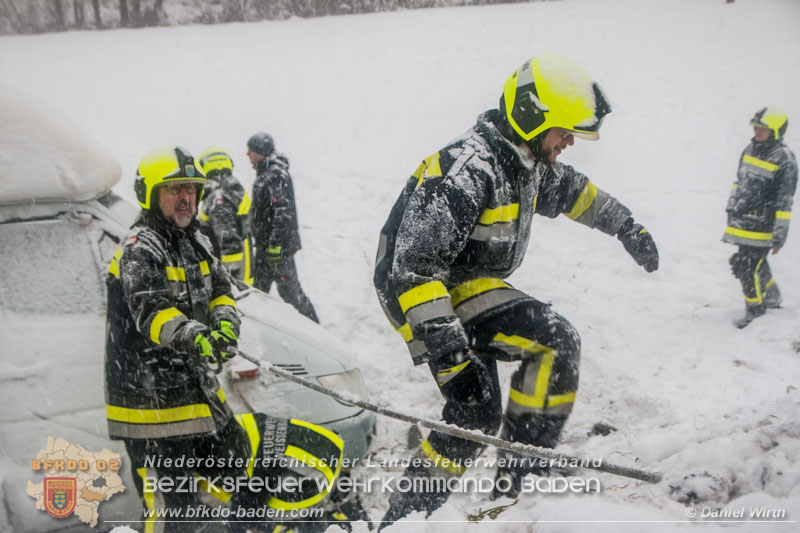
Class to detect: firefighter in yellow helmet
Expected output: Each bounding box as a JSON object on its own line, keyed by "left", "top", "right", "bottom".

{"left": 374, "top": 54, "right": 659, "bottom": 526}
{"left": 105, "top": 146, "right": 258, "bottom": 531}
{"left": 198, "top": 146, "right": 254, "bottom": 285}
{"left": 722, "top": 107, "right": 798, "bottom": 328}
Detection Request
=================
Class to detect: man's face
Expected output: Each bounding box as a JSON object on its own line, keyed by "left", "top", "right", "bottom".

{"left": 158, "top": 181, "right": 197, "bottom": 228}
{"left": 247, "top": 149, "right": 265, "bottom": 166}
{"left": 753, "top": 126, "right": 772, "bottom": 142}
{"left": 539, "top": 127, "right": 575, "bottom": 165}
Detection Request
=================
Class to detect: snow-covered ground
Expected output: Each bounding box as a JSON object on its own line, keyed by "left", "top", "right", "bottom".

{"left": 2, "top": 0, "right": 800, "bottom": 531}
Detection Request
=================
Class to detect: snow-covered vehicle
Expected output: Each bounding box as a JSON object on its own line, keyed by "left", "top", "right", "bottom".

{"left": 0, "top": 86, "right": 376, "bottom": 532}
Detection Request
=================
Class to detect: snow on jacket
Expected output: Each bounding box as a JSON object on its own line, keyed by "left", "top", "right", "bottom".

{"left": 199, "top": 172, "right": 254, "bottom": 284}
{"left": 374, "top": 109, "right": 632, "bottom": 365}
{"left": 722, "top": 138, "right": 798, "bottom": 248}
{"left": 251, "top": 152, "right": 301, "bottom": 261}
{"left": 105, "top": 211, "right": 240, "bottom": 440}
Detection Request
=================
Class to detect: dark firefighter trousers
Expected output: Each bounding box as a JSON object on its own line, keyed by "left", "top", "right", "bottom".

{"left": 729, "top": 245, "right": 781, "bottom": 310}
{"left": 124, "top": 420, "right": 261, "bottom": 533}
{"left": 393, "top": 297, "right": 580, "bottom": 514}
{"left": 253, "top": 254, "right": 319, "bottom": 322}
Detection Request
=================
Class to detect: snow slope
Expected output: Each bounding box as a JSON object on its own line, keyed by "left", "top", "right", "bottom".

{"left": 2, "top": 0, "right": 800, "bottom": 531}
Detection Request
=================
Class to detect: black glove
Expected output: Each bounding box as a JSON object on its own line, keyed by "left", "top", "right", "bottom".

{"left": 617, "top": 217, "right": 659, "bottom": 272}
{"left": 433, "top": 350, "right": 492, "bottom": 406}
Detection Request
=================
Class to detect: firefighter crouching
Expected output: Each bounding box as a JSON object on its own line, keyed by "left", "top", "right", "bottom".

{"left": 374, "top": 54, "right": 659, "bottom": 526}
{"left": 197, "top": 146, "right": 255, "bottom": 285}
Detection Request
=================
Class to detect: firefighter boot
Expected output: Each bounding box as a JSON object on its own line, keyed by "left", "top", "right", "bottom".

{"left": 764, "top": 284, "right": 782, "bottom": 309}
{"left": 736, "top": 303, "right": 766, "bottom": 329}
{"left": 490, "top": 414, "right": 569, "bottom": 500}
{"left": 378, "top": 463, "right": 449, "bottom": 530}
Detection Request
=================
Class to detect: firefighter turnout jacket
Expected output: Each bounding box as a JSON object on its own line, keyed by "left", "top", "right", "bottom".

{"left": 198, "top": 171, "right": 254, "bottom": 284}
{"left": 375, "top": 110, "right": 633, "bottom": 365}
{"left": 722, "top": 137, "right": 798, "bottom": 248}
{"left": 251, "top": 152, "right": 302, "bottom": 261}
{"left": 105, "top": 212, "right": 240, "bottom": 440}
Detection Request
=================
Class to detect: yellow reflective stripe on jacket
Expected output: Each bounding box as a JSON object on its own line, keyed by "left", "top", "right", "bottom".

{"left": 724, "top": 226, "right": 772, "bottom": 241}
{"left": 149, "top": 307, "right": 185, "bottom": 345}
{"left": 477, "top": 203, "right": 519, "bottom": 225}
{"left": 776, "top": 211, "right": 792, "bottom": 220}
{"left": 449, "top": 278, "right": 512, "bottom": 307}
{"left": 165, "top": 266, "right": 186, "bottom": 281}
{"left": 200, "top": 261, "right": 210, "bottom": 276}
{"left": 238, "top": 191, "right": 252, "bottom": 215}
{"left": 222, "top": 252, "right": 244, "bottom": 263}
{"left": 234, "top": 413, "right": 261, "bottom": 478}
{"left": 412, "top": 152, "right": 443, "bottom": 186}
{"left": 106, "top": 403, "right": 212, "bottom": 424}
{"left": 209, "top": 295, "right": 236, "bottom": 311}
{"left": 267, "top": 444, "right": 337, "bottom": 510}
{"left": 108, "top": 246, "right": 122, "bottom": 278}
{"left": 398, "top": 280, "right": 449, "bottom": 313}
{"left": 420, "top": 438, "right": 466, "bottom": 475}
{"left": 742, "top": 154, "right": 779, "bottom": 172}
{"left": 565, "top": 181, "right": 598, "bottom": 220}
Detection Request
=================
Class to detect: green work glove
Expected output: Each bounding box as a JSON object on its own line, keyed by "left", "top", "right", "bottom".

{"left": 194, "top": 329, "right": 237, "bottom": 366}
{"left": 267, "top": 244, "right": 283, "bottom": 266}
{"left": 216, "top": 320, "right": 239, "bottom": 343}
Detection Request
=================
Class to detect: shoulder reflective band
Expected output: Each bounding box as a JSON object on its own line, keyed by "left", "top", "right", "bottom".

{"left": 776, "top": 211, "right": 792, "bottom": 220}
{"left": 238, "top": 191, "right": 252, "bottom": 215}
{"left": 108, "top": 246, "right": 122, "bottom": 278}
{"left": 742, "top": 154, "right": 779, "bottom": 172}
{"left": 200, "top": 261, "right": 210, "bottom": 276}
{"left": 412, "top": 152, "right": 443, "bottom": 186}
{"left": 209, "top": 295, "right": 236, "bottom": 311}
{"left": 149, "top": 307, "right": 187, "bottom": 345}
{"left": 565, "top": 181, "right": 598, "bottom": 220}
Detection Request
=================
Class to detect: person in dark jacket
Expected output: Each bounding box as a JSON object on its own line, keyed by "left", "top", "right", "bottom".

{"left": 248, "top": 132, "right": 319, "bottom": 322}
{"left": 722, "top": 107, "right": 797, "bottom": 328}
{"left": 373, "top": 54, "right": 659, "bottom": 526}
{"left": 197, "top": 146, "right": 254, "bottom": 285}
{"left": 105, "top": 146, "right": 256, "bottom": 531}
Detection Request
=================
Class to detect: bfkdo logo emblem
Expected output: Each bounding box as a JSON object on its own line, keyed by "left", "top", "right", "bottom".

{"left": 44, "top": 477, "right": 76, "bottom": 518}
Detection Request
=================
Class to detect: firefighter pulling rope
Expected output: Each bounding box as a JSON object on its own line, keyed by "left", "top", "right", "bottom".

{"left": 230, "top": 348, "right": 662, "bottom": 484}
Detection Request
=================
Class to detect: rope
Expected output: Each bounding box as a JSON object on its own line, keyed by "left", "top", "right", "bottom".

{"left": 231, "top": 348, "right": 662, "bottom": 484}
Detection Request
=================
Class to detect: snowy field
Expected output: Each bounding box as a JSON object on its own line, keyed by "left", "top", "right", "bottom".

{"left": 2, "top": 0, "right": 800, "bottom": 531}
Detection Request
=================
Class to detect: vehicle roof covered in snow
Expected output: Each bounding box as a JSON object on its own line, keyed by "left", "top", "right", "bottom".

{"left": 0, "top": 84, "right": 121, "bottom": 204}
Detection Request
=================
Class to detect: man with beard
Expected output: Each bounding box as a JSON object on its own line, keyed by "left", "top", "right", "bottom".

{"left": 373, "top": 54, "right": 659, "bottom": 525}
{"left": 105, "top": 145, "right": 255, "bottom": 531}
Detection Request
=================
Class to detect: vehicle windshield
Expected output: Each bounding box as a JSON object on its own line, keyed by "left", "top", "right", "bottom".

{"left": 0, "top": 215, "right": 105, "bottom": 314}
